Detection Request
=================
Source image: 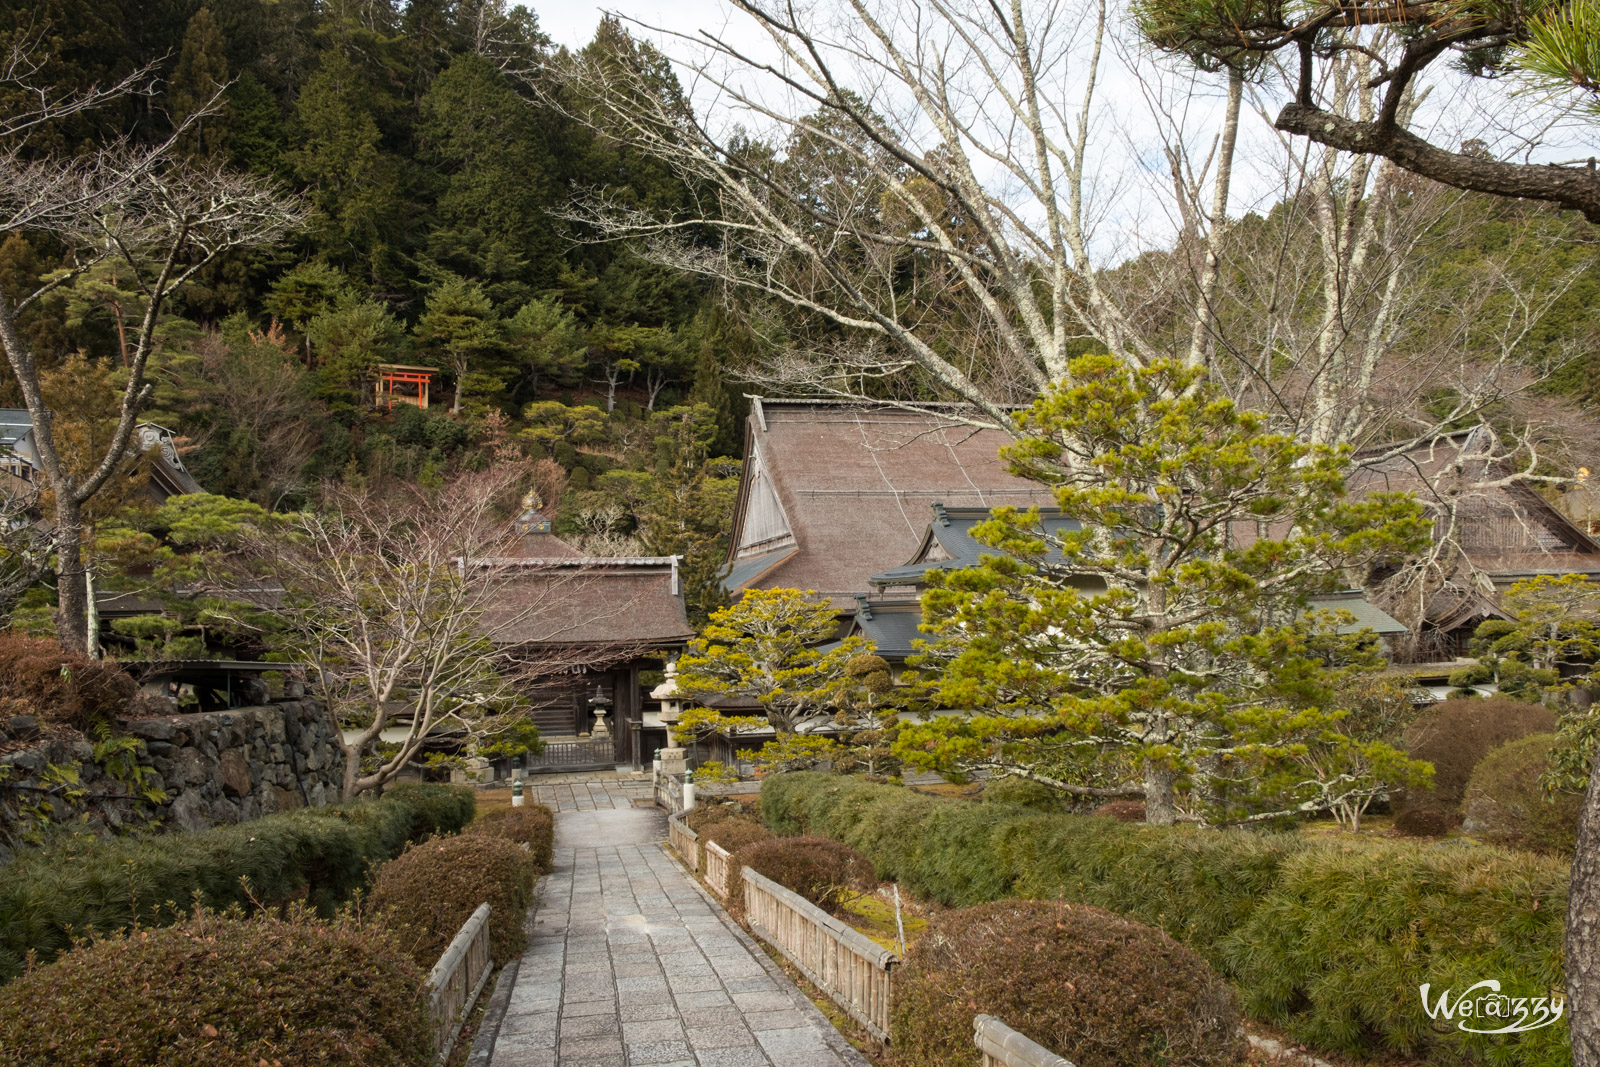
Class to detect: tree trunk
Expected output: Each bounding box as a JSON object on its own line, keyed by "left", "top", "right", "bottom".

{"left": 53, "top": 494, "right": 91, "bottom": 656}
{"left": 1144, "top": 762, "right": 1178, "bottom": 826}
{"left": 1568, "top": 750, "right": 1600, "bottom": 1067}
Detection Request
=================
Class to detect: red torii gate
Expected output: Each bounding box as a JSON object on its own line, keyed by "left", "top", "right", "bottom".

{"left": 375, "top": 364, "right": 435, "bottom": 410}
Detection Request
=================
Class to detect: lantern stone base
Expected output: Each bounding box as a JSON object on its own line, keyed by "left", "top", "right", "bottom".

{"left": 659, "top": 747, "right": 687, "bottom": 776}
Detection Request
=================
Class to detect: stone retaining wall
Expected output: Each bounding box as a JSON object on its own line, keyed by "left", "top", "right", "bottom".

{"left": 0, "top": 700, "right": 344, "bottom": 842}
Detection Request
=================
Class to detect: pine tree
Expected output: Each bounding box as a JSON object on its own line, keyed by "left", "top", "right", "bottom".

{"left": 169, "top": 7, "right": 231, "bottom": 158}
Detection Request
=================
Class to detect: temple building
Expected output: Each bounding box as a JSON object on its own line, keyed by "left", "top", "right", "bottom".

{"left": 723, "top": 399, "right": 1057, "bottom": 608}
{"left": 478, "top": 498, "right": 695, "bottom": 773}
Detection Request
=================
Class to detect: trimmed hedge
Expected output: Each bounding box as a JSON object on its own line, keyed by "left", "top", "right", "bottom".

{"left": 369, "top": 832, "right": 539, "bottom": 966}
{"left": 0, "top": 907, "right": 432, "bottom": 1066}
{"left": 762, "top": 772, "right": 1570, "bottom": 1066}
{"left": 472, "top": 804, "right": 556, "bottom": 872}
{"left": 0, "top": 782, "right": 474, "bottom": 982}
{"left": 893, "top": 900, "right": 1245, "bottom": 1067}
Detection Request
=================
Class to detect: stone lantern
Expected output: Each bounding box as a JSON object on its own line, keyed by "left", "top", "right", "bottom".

{"left": 650, "top": 660, "right": 688, "bottom": 776}
{"left": 588, "top": 685, "right": 612, "bottom": 739}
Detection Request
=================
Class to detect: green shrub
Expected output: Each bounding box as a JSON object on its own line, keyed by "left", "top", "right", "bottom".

{"left": 761, "top": 772, "right": 1571, "bottom": 1066}
{"left": 1463, "top": 734, "right": 1582, "bottom": 855}
{"left": 0, "top": 784, "right": 469, "bottom": 982}
{"left": 472, "top": 804, "right": 556, "bottom": 872}
{"left": 732, "top": 835, "right": 873, "bottom": 912}
{"left": 982, "top": 776, "right": 1066, "bottom": 811}
{"left": 1402, "top": 697, "right": 1557, "bottom": 817}
{"left": 0, "top": 907, "right": 432, "bottom": 1066}
{"left": 1220, "top": 840, "right": 1568, "bottom": 1066}
{"left": 892, "top": 899, "right": 1245, "bottom": 1067}
{"left": 0, "top": 632, "right": 136, "bottom": 733}
{"left": 382, "top": 781, "right": 477, "bottom": 839}
{"left": 369, "top": 832, "right": 539, "bottom": 966}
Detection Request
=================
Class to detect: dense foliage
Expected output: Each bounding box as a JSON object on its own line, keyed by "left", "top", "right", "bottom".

{"left": 0, "top": 633, "right": 137, "bottom": 733}
{"left": 473, "top": 803, "right": 556, "bottom": 873}
{"left": 893, "top": 900, "right": 1245, "bottom": 1067}
{"left": 761, "top": 773, "right": 1571, "bottom": 1066}
{"left": 1465, "top": 734, "right": 1584, "bottom": 855}
{"left": 0, "top": 907, "right": 433, "bottom": 1067}
{"left": 369, "top": 831, "right": 539, "bottom": 966}
{"left": 0, "top": 782, "right": 472, "bottom": 981}
{"left": 1401, "top": 697, "right": 1559, "bottom": 820}
{"left": 902, "top": 355, "right": 1432, "bottom": 825}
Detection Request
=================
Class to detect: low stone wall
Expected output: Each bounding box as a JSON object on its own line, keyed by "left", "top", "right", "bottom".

{"left": 0, "top": 700, "right": 344, "bottom": 842}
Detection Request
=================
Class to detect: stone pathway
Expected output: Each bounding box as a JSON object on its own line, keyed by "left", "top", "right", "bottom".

{"left": 481, "top": 778, "right": 865, "bottom": 1067}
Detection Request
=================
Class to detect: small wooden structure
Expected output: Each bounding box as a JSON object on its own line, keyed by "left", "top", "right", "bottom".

{"left": 427, "top": 902, "right": 494, "bottom": 1063}
{"left": 742, "top": 865, "right": 898, "bottom": 1040}
{"left": 375, "top": 364, "right": 435, "bottom": 410}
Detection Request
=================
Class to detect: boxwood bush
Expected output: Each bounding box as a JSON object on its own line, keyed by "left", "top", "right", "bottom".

{"left": 893, "top": 899, "right": 1245, "bottom": 1067}
{"left": 0, "top": 906, "right": 432, "bottom": 1066}
{"left": 472, "top": 804, "right": 556, "bottom": 872}
{"left": 369, "top": 832, "right": 539, "bottom": 966}
{"left": 762, "top": 772, "right": 1570, "bottom": 1066}
{"left": 0, "top": 782, "right": 473, "bottom": 982}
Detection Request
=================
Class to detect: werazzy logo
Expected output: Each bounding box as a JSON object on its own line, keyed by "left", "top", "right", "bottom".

{"left": 1419, "top": 980, "right": 1565, "bottom": 1035}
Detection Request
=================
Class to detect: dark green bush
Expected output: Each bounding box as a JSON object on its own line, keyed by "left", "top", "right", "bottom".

{"left": 893, "top": 899, "right": 1245, "bottom": 1067}
{"left": 382, "top": 781, "right": 477, "bottom": 840}
{"left": 762, "top": 772, "right": 1571, "bottom": 1066}
{"left": 369, "top": 832, "right": 539, "bottom": 966}
{"left": 472, "top": 803, "right": 556, "bottom": 872}
{"left": 1402, "top": 697, "right": 1557, "bottom": 818}
{"left": 0, "top": 783, "right": 472, "bottom": 982}
{"left": 0, "top": 907, "right": 432, "bottom": 1066}
{"left": 732, "top": 835, "right": 873, "bottom": 912}
{"left": 1463, "top": 734, "right": 1582, "bottom": 855}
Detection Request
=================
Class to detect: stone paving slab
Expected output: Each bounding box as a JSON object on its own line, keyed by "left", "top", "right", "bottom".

{"left": 481, "top": 782, "right": 867, "bottom": 1067}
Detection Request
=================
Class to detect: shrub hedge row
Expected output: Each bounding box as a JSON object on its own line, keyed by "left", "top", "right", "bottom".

{"left": 0, "top": 907, "right": 434, "bottom": 1067}
{"left": 761, "top": 773, "right": 1571, "bottom": 1067}
{"left": 0, "top": 782, "right": 475, "bottom": 982}
{"left": 370, "top": 831, "right": 540, "bottom": 967}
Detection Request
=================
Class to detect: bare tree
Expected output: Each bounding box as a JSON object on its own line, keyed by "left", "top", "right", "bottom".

{"left": 0, "top": 40, "right": 306, "bottom": 653}
{"left": 239, "top": 466, "right": 657, "bottom": 799}
{"left": 547, "top": 3, "right": 1581, "bottom": 450}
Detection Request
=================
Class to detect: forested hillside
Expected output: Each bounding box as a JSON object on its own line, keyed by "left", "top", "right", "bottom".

{"left": 0, "top": 0, "right": 759, "bottom": 619}
{"left": 4, "top": 0, "right": 1600, "bottom": 631}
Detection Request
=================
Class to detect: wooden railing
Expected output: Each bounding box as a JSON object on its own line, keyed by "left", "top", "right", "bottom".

{"left": 427, "top": 902, "right": 494, "bottom": 1064}
{"left": 656, "top": 772, "right": 683, "bottom": 813}
{"left": 704, "top": 839, "right": 732, "bottom": 897}
{"left": 742, "top": 866, "right": 898, "bottom": 1040}
{"left": 526, "top": 738, "right": 615, "bottom": 773}
{"left": 668, "top": 813, "right": 699, "bottom": 870}
{"left": 973, "top": 1015, "right": 1076, "bottom": 1067}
